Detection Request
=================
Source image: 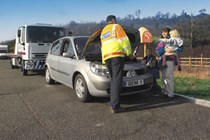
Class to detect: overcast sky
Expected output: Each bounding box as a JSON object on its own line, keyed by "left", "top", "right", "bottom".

{"left": 0, "top": 0, "right": 209, "bottom": 42}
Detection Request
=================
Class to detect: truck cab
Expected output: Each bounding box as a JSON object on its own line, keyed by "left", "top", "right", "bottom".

{"left": 10, "top": 24, "right": 66, "bottom": 75}
{"left": 0, "top": 45, "right": 8, "bottom": 59}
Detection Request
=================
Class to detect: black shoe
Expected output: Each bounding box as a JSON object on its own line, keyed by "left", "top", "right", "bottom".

{"left": 110, "top": 107, "right": 126, "bottom": 114}
{"left": 152, "top": 88, "right": 162, "bottom": 94}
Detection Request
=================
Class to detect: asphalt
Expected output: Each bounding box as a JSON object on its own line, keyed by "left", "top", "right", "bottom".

{"left": 0, "top": 59, "right": 210, "bottom": 140}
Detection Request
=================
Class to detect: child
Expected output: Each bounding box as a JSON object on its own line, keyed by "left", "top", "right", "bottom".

{"left": 159, "top": 29, "right": 183, "bottom": 67}
{"left": 142, "top": 48, "right": 161, "bottom": 93}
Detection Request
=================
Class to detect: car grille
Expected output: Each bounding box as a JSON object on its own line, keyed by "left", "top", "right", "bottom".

{"left": 123, "top": 69, "right": 145, "bottom": 76}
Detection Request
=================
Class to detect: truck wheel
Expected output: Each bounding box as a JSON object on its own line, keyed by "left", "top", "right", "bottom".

{"left": 11, "top": 64, "right": 15, "bottom": 69}
{"left": 22, "top": 69, "right": 28, "bottom": 76}
{"left": 10, "top": 59, "right": 15, "bottom": 69}
{"left": 45, "top": 67, "right": 54, "bottom": 84}
{"left": 74, "top": 74, "right": 91, "bottom": 102}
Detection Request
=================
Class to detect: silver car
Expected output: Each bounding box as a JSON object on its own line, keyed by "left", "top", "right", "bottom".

{"left": 45, "top": 27, "right": 153, "bottom": 102}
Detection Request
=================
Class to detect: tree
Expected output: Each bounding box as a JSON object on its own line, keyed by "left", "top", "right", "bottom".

{"left": 199, "top": 8, "right": 206, "bottom": 14}
{"left": 135, "top": 10, "right": 141, "bottom": 19}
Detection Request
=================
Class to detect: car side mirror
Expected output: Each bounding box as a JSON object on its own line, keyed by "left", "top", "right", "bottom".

{"left": 63, "top": 52, "right": 74, "bottom": 58}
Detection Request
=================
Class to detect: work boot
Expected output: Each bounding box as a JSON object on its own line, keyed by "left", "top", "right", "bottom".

{"left": 110, "top": 107, "right": 126, "bottom": 114}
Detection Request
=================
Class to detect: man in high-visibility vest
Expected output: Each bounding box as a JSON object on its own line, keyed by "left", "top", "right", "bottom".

{"left": 101, "top": 15, "right": 132, "bottom": 113}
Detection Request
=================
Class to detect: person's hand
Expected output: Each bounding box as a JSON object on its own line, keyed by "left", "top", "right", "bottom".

{"left": 129, "top": 54, "right": 135, "bottom": 60}
{"left": 165, "top": 47, "right": 173, "bottom": 53}
{"left": 159, "top": 38, "right": 166, "bottom": 42}
{"left": 178, "top": 65, "right": 181, "bottom": 71}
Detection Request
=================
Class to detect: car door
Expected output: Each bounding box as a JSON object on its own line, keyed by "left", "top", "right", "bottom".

{"left": 47, "top": 39, "right": 62, "bottom": 80}
{"left": 57, "top": 38, "right": 76, "bottom": 87}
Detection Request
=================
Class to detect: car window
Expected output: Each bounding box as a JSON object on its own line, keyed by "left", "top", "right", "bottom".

{"left": 61, "top": 39, "right": 74, "bottom": 57}
{"left": 50, "top": 40, "right": 62, "bottom": 55}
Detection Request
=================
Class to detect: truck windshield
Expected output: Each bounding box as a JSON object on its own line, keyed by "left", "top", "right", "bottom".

{"left": 26, "top": 26, "right": 65, "bottom": 43}
{"left": 0, "top": 50, "right": 7, "bottom": 53}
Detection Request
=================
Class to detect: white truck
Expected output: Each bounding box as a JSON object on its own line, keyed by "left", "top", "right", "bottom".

{"left": 0, "top": 45, "right": 8, "bottom": 59}
{"left": 10, "top": 23, "right": 66, "bottom": 75}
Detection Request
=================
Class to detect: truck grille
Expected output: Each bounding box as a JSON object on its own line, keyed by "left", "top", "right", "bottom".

{"left": 32, "top": 53, "right": 47, "bottom": 59}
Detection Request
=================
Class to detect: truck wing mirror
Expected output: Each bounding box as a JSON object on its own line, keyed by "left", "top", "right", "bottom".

{"left": 17, "top": 30, "right": 21, "bottom": 37}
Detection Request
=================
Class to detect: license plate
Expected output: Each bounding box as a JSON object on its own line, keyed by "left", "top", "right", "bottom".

{"left": 125, "top": 79, "right": 144, "bottom": 87}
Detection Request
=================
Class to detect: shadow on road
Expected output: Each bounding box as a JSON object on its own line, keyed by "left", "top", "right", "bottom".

{"left": 91, "top": 91, "right": 189, "bottom": 112}
{"left": 123, "top": 91, "right": 189, "bottom": 112}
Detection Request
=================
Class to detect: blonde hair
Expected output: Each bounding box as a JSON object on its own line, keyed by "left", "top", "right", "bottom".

{"left": 170, "top": 29, "right": 180, "bottom": 38}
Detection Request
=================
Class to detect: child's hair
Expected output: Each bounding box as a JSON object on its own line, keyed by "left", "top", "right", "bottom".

{"left": 169, "top": 29, "right": 180, "bottom": 38}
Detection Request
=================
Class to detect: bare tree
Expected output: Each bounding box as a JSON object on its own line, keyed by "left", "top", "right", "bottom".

{"left": 135, "top": 10, "right": 141, "bottom": 19}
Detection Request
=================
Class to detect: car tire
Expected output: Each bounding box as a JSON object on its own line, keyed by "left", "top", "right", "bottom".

{"left": 74, "top": 74, "right": 91, "bottom": 102}
{"left": 45, "top": 67, "right": 55, "bottom": 84}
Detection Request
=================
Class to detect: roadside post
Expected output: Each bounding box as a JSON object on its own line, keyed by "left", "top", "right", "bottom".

{"left": 139, "top": 27, "right": 153, "bottom": 57}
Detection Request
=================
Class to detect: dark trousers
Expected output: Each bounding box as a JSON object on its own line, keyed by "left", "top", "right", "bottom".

{"left": 105, "top": 57, "right": 125, "bottom": 109}
{"left": 152, "top": 79, "right": 161, "bottom": 92}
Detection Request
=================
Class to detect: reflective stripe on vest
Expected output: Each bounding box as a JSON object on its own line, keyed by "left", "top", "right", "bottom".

{"left": 101, "top": 38, "right": 117, "bottom": 45}
{"left": 123, "top": 45, "right": 131, "bottom": 51}
{"left": 103, "top": 52, "right": 124, "bottom": 59}
{"left": 112, "top": 24, "right": 117, "bottom": 39}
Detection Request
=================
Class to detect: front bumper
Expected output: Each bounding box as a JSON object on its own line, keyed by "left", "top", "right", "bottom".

{"left": 24, "top": 60, "right": 46, "bottom": 71}
{"left": 90, "top": 73, "right": 153, "bottom": 97}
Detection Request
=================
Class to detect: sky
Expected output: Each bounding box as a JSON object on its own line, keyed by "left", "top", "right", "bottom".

{"left": 0, "top": 0, "right": 209, "bottom": 42}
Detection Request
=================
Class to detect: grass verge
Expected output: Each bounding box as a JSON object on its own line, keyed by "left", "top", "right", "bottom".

{"left": 157, "top": 76, "right": 210, "bottom": 101}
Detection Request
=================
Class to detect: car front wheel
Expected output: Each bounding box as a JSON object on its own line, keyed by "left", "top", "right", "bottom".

{"left": 74, "top": 74, "right": 91, "bottom": 102}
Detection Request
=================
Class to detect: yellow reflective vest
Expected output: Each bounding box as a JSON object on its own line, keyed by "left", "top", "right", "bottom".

{"left": 100, "top": 24, "right": 131, "bottom": 64}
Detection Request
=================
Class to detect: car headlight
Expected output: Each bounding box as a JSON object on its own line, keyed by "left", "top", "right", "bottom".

{"left": 90, "top": 62, "right": 109, "bottom": 77}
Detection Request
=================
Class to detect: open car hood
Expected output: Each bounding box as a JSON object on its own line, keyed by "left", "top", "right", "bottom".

{"left": 81, "top": 26, "right": 140, "bottom": 61}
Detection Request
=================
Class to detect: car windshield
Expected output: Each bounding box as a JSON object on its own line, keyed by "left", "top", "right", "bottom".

{"left": 26, "top": 26, "right": 65, "bottom": 43}
{"left": 74, "top": 37, "right": 89, "bottom": 57}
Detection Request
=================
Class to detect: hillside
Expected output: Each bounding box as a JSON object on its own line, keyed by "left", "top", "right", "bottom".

{"left": 1, "top": 10, "right": 210, "bottom": 57}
